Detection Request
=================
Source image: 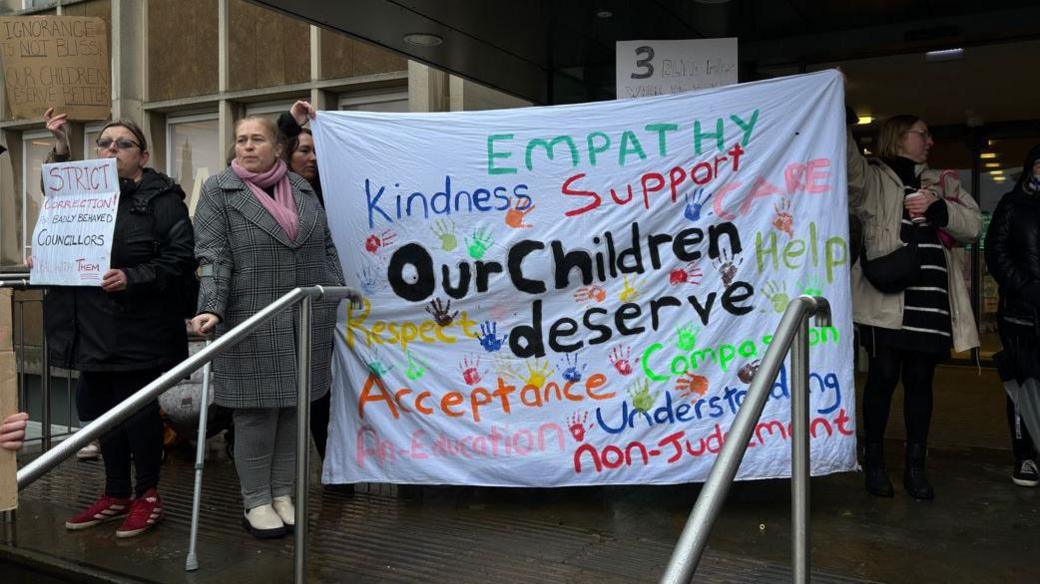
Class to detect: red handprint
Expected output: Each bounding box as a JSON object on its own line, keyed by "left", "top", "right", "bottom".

{"left": 609, "top": 345, "right": 635, "bottom": 376}
{"left": 669, "top": 262, "right": 703, "bottom": 286}
{"left": 364, "top": 230, "right": 397, "bottom": 254}
{"left": 566, "top": 410, "right": 593, "bottom": 442}
{"left": 772, "top": 198, "right": 794, "bottom": 237}
{"left": 573, "top": 284, "right": 607, "bottom": 304}
{"left": 458, "top": 354, "right": 484, "bottom": 386}
{"left": 674, "top": 372, "right": 710, "bottom": 400}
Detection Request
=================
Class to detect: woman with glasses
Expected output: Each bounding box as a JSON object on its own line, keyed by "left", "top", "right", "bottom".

{"left": 32, "top": 108, "right": 196, "bottom": 536}
{"left": 190, "top": 116, "right": 343, "bottom": 539}
{"left": 847, "top": 114, "right": 981, "bottom": 500}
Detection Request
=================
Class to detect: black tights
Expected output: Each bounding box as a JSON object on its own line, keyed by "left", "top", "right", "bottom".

{"left": 76, "top": 368, "right": 165, "bottom": 499}
{"left": 862, "top": 344, "right": 938, "bottom": 446}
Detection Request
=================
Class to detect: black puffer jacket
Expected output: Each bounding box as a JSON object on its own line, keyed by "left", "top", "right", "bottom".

{"left": 43, "top": 167, "right": 196, "bottom": 371}
{"left": 985, "top": 144, "right": 1040, "bottom": 329}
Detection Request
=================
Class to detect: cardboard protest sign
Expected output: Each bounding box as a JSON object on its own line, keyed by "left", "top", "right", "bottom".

{"left": 314, "top": 70, "right": 855, "bottom": 487}
{"left": 616, "top": 38, "right": 737, "bottom": 99}
{"left": 1, "top": 289, "right": 17, "bottom": 512}
{"left": 0, "top": 16, "right": 111, "bottom": 120}
{"left": 30, "top": 158, "right": 119, "bottom": 286}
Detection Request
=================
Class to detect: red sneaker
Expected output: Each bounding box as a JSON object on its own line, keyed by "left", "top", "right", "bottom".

{"left": 65, "top": 495, "right": 131, "bottom": 530}
{"left": 115, "top": 488, "right": 164, "bottom": 538}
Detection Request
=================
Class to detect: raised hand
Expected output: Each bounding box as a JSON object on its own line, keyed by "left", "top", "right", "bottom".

{"left": 425, "top": 297, "right": 459, "bottom": 327}
{"left": 43, "top": 107, "right": 70, "bottom": 154}
{"left": 475, "top": 320, "right": 508, "bottom": 353}
{"left": 289, "top": 100, "right": 317, "bottom": 126}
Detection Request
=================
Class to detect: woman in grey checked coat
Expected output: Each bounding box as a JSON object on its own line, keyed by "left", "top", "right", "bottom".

{"left": 191, "top": 116, "right": 344, "bottom": 539}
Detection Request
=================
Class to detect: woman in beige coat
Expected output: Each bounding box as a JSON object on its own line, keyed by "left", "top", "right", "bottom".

{"left": 847, "top": 115, "right": 981, "bottom": 500}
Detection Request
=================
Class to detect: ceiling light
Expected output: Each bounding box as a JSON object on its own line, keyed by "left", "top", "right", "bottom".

{"left": 403, "top": 33, "right": 443, "bottom": 47}
{"left": 989, "top": 170, "right": 1004, "bottom": 176}
{"left": 984, "top": 163, "right": 1001, "bottom": 168}
{"left": 595, "top": 9, "right": 613, "bottom": 18}
{"left": 992, "top": 177, "right": 1007, "bottom": 182}
{"left": 925, "top": 48, "right": 964, "bottom": 62}
{"left": 980, "top": 153, "right": 997, "bottom": 159}
{"left": 857, "top": 115, "right": 873, "bottom": 125}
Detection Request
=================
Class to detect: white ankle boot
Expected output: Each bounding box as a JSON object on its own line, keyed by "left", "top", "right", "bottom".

{"left": 272, "top": 496, "right": 295, "bottom": 528}
{"left": 243, "top": 503, "right": 285, "bottom": 538}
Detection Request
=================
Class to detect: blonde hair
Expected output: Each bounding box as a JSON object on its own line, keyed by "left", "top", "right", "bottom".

{"left": 877, "top": 114, "right": 922, "bottom": 159}
{"left": 233, "top": 116, "right": 279, "bottom": 143}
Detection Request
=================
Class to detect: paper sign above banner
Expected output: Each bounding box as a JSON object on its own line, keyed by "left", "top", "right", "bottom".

{"left": 314, "top": 70, "right": 855, "bottom": 487}
{"left": 616, "top": 38, "right": 737, "bottom": 99}
{"left": 30, "top": 158, "right": 119, "bottom": 286}
{"left": 0, "top": 16, "right": 111, "bottom": 120}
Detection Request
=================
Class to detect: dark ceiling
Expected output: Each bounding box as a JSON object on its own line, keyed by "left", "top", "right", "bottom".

{"left": 254, "top": 0, "right": 1040, "bottom": 106}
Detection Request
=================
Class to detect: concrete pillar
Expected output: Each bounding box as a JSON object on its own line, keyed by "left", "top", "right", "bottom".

{"left": 408, "top": 61, "right": 449, "bottom": 113}
{"left": 110, "top": 0, "right": 146, "bottom": 126}
{"left": 217, "top": 0, "right": 234, "bottom": 162}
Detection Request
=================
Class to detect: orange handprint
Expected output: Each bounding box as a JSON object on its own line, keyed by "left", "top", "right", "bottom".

{"left": 505, "top": 198, "right": 535, "bottom": 229}
{"left": 674, "top": 372, "right": 710, "bottom": 400}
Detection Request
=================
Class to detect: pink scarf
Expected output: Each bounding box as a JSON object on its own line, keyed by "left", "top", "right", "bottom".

{"left": 231, "top": 158, "right": 299, "bottom": 242}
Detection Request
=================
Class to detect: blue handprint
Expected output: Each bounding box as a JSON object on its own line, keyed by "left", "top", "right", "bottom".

{"left": 558, "top": 352, "right": 587, "bottom": 382}
{"left": 684, "top": 188, "right": 713, "bottom": 222}
{"left": 475, "top": 320, "right": 508, "bottom": 353}
{"left": 355, "top": 265, "right": 381, "bottom": 295}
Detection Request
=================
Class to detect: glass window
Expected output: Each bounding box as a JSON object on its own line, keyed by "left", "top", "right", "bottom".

{"left": 167, "top": 115, "right": 221, "bottom": 217}
{"left": 244, "top": 100, "right": 295, "bottom": 125}
{"left": 22, "top": 130, "right": 53, "bottom": 262}
{"left": 339, "top": 90, "right": 409, "bottom": 112}
{"left": 84, "top": 123, "right": 106, "bottom": 160}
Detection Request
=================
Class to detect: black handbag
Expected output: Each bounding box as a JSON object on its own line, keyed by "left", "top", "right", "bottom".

{"left": 860, "top": 226, "right": 920, "bottom": 293}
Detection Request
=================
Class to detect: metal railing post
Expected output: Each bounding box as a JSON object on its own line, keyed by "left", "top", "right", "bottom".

{"left": 40, "top": 327, "right": 51, "bottom": 451}
{"left": 185, "top": 339, "right": 213, "bottom": 572}
{"left": 791, "top": 316, "right": 811, "bottom": 584}
{"left": 294, "top": 293, "right": 313, "bottom": 584}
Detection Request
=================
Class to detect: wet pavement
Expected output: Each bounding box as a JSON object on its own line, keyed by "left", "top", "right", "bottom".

{"left": 2, "top": 364, "right": 1038, "bottom": 583}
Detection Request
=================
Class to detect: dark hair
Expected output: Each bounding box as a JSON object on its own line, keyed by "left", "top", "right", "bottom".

{"left": 283, "top": 128, "right": 313, "bottom": 163}
{"left": 99, "top": 119, "right": 148, "bottom": 151}
{"left": 877, "top": 114, "right": 922, "bottom": 159}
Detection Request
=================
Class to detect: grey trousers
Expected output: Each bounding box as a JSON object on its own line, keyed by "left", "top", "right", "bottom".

{"left": 233, "top": 407, "right": 297, "bottom": 510}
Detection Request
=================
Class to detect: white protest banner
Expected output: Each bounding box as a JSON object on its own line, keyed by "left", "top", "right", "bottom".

{"left": 616, "top": 38, "right": 737, "bottom": 99}
{"left": 30, "top": 158, "right": 119, "bottom": 286}
{"left": 314, "top": 70, "right": 855, "bottom": 487}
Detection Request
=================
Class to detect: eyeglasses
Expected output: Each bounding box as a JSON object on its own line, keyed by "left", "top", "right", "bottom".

{"left": 904, "top": 129, "right": 932, "bottom": 140}
{"left": 96, "top": 137, "right": 140, "bottom": 150}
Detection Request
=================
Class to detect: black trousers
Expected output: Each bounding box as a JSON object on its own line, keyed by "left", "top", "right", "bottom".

{"left": 311, "top": 391, "right": 330, "bottom": 460}
{"left": 1007, "top": 396, "right": 1038, "bottom": 463}
{"left": 862, "top": 344, "right": 938, "bottom": 446}
{"left": 76, "top": 368, "right": 165, "bottom": 499}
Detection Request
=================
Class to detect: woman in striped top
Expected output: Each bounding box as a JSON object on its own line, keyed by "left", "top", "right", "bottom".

{"left": 847, "top": 114, "right": 982, "bottom": 500}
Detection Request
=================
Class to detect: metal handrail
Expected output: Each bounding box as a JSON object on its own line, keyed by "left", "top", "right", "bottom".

{"left": 16, "top": 284, "right": 362, "bottom": 584}
{"left": 660, "top": 295, "right": 832, "bottom": 584}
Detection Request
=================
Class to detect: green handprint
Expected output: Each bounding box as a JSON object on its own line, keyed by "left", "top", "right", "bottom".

{"left": 764, "top": 280, "right": 788, "bottom": 314}
{"left": 676, "top": 322, "right": 701, "bottom": 351}
{"left": 405, "top": 349, "right": 428, "bottom": 380}
{"left": 367, "top": 360, "right": 394, "bottom": 378}
{"left": 431, "top": 219, "right": 458, "bottom": 252}
{"left": 798, "top": 274, "right": 823, "bottom": 297}
{"left": 466, "top": 227, "right": 495, "bottom": 259}
{"left": 627, "top": 379, "right": 657, "bottom": 413}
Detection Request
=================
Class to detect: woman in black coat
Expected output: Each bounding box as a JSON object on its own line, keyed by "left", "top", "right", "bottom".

{"left": 35, "top": 108, "right": 196, "bottom": 537}
{"left": 985, "top": 143, "right": 1040, "bottom": 488}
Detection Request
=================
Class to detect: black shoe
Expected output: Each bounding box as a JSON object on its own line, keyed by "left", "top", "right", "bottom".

{"left": 904, "top": 443, "right": 934, "bottom": 500}
{"left": 1012, "top": 459, "right": 1039, "bottom": 488}
{"left": 863, "top": 443, "right": 894, "bottom": 497}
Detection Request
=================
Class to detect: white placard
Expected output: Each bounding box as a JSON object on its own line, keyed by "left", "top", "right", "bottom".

{"left": 30, "top": 158, "right": 119, "bottom": 286}
{"left": 313, "top": 70, "right": 855, "bottom": 487}
{"left": 616, "top": 38, "right": 738, "bottom": 99}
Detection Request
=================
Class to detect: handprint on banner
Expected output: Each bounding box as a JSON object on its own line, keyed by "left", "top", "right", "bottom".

{"left": 772, "top": 198, "right": 794, "bottom": 237}
{"left": 364, "top": 229, "right": 397, "bottom": 254}
{"left": 683, "top": 188, "right": 713, "bottom": 222}
{"left": 355, "top": 264, "right": 383, "bottom": 296}
{"left": 524, "top": 359, "right": 554, "bottom": 387}
{"left": 609, "top": 345, "right": 636, "bottom": 376}
{"left": 675, "top": 322, "right": 700, "bottom": 352}
{"left": 669, "top": 262, "right": 703, "bottom": 286}
{"left": 738, "top": 359, "right": 762, "bottom": 384}
{"left": 674, "top": 372, "right": 710, "bottom": 400}
{"left": 493, "top": 355, "right": 521, "bottom": 381}
{"left": 712, "top": 249, "right": 743, "bottom": 287}
{"left": 566, "top": 410, "right": 593, "bottom": 442}
{"left": 763, "top": 280, "right": 788, "bottom": 314}
{"left": 367, "top": 360, "right": 394, "bottom": 378}
{"left": 458, "top": 354, "right": 485, "bottom": 386}
{"left": 425, "top": 297, "right": 459, "bottom": 327}
{"left": 618, "top": 275, "right": 642, "bottom": 302}
{"left": 475, "top": 320, "right": 508, "bottom": 353}
{"left": 573, "top": 284, "right": 607, "bottom": 304}
{"left": 628, "top": 379, "right": 657, "bottom": 413}
{"left": 431, "top": 219, "right": 458, "bottom": 252}
{"left": 558, "top": 352, "right": 588, "bottom": 382}
{"left": 466, "top": 227, "right": 495, "bottom": 260}
{"left": 798, "top": 274, "right": 823, "bottom": 297}
{"left": 404, "top": 350, "right": 428, "bottom": 380}
{"left": 504, "top": 197, "right": 535, "bottom": 229}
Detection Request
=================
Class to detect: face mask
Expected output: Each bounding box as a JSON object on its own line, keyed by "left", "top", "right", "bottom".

{"left": 1028, "top": 173, "right": 1040, "bottom": 193}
